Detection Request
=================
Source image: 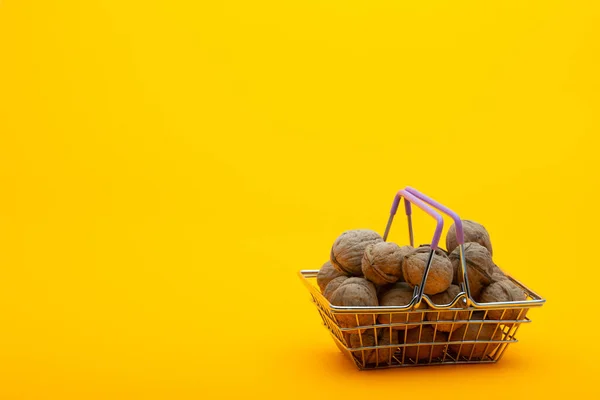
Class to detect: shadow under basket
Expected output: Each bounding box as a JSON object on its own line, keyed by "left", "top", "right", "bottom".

{"left": 299, "top": 270, "right": 545, "bottom": 370}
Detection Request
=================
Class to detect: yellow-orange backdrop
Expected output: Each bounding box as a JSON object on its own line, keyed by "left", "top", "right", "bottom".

{"left": 1, "top": 1, "right": 599, "bottom": 399}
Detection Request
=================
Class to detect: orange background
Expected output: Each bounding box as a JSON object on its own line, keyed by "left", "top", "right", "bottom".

{"left": 0, "top": 1, "right": 599, "bottom": 399}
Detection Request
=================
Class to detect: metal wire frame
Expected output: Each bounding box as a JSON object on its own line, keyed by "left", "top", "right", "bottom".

{"left": 302, "top": 188, "right": 545, "bottom": 369}
{"left": 300, "top": 269, "right": 544, "bottom": 370}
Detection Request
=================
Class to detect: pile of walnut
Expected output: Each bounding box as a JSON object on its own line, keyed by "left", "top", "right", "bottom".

{"left": 316, "top": 221, "right": 527, "bottom": 360}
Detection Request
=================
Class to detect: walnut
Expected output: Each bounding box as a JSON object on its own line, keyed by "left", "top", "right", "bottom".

{"left": 449, "top": 323, "right": 503, "bottom": 359}
{"left": 330, "top": 230, "right": 383, "bottom": 276}
{"left": 329, "top": 277, "right": 378, "bottom": 332}
{"left": 349, "top": 328, "right": 399, "bottom": 365}
{"left": 426, "top": 285, "right": 469, "bottom": 332}
{"left": 374, "top": 282, "right": 395, "bottom": 296}
{"left": 322, "top": 276, "right": 349, "bottom": 301}
{"left": 402, "top": 246, "right": 453, "bottom": 295}
{"left": 449, "top": 242, "right": 494, "bottom": 300}
{"left": 479, "top": 280, "right": 527, "bottom": 320}
{"left": 490, "top": 264, "right": 509, "bottom": 282}
{"left": 403, "top": 326, "right": 449, "bottom": 361}
{"left": 361, "top": 242, "right": 412, "bottom": 286}
{"left": 446, "top": 220, "right": 493, "bottom": 255}
{"left": 377, "top": 282, "right": 423, "bottom": 330}
{"left": 317, "top": 261, "right": 347, "bottom": 292}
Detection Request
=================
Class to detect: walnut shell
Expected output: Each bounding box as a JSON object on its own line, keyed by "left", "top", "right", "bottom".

{"left": 449, "top": 242, "right": 494, "bottom": 300}
{"left": 322, "top": 276, "right": 350, "bottom": 301}
{"left": 329, "top": 278, "right": 378, "bottom": 332}
{"left": 449, "top": 323, "right": 503, "bottom": 359}
{"left": 317, "top": 260, "right": 348, "bottom": 292}
{"left": 330, "top": 230, "right": 383, "bottom": 276}
{"left": 403, "top": 326, "right": 449, "bottom": 361}
{"left": 479, "top": 280, "right": 527, "bottom": 320}
{"left": 349, "top": 328, "right": 399, "bottom": 365}
{"left": 446, "top": 220, "right": 493, "bottom": 255}
{"left": 490, "top": 264, "right": 509, "bottom": 282}
{"left": 377, "top": 282, "right": 423, "bottom": 330}
{"left": 374, "top": 282, "right": 395, "bottom": 296}
{"left": 361, "top": 242, "right": 411, "bottom": 286}
{"left": 471, "top": 310, "right": 486, "bottom": 320}
{"left": 426, "top": 285, "right": 469, "bottom": 332}
{"left": 402, "top": 246, "right": 453, "bottom": 295}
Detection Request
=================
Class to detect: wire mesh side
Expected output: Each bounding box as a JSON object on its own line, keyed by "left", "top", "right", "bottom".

{"left": 301, "top": 271, "right": 540, "bottom": 370}
{"left": 312, "top": 301, "right": 531, "bottom": 368}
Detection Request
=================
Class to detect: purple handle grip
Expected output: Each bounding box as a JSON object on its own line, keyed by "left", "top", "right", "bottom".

{"left": 404, "top": 198, "right": 412, "bottom": 216}
{"left": 390, "top": 195, "right": 413, "bottom": 216}
{"left": 390, "top": 190, "right": 443, "bottom": 250}
{"left": 405, "top": 187, "right": 464, "bottom": 245}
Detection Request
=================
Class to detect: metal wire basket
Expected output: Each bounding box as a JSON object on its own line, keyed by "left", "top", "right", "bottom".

{"left": 299, "top": 187, "right": 545, "bottom": 370}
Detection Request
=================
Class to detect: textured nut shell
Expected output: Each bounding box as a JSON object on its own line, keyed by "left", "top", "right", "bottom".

{"left": 329, "top": 278, "right": 378, "bottom": 331}
{"left": 426, "top": 285, "right": 469, "bottom": 332}
{"left": 449, "top": 242, "right": 495, "bottom": 300}
{"left": 330, "top": 230, "right": 383, "bottom": 276}
{"left": 349, "top": 329, "right": 399, "bottom": 365}
{"left": 374, "top": 282, "right": 395, "bottom": 296}
{"left": 449, "top": 323, "right": 503, "bottom": 358}
{"left": 479, "top": 280, "right": 527, "bottom": 320}
{"left": 322, "top": 276, "right": 349, "bottom": 301}
{"left": 398, "top": 245, "right": 414, "bottom": 264}
{"left": 317, "top": 261, "right": 347, "bottom": 292}
{"left": 446, "top": 220, "right": 493, "bottom": 255}
{"left": 402, "top": 246, "right": 453, "bottom": 295}
{"left": 361, "top": 242, "right": 408, "bottom": 286}
{"left": 490, "top": 264, "right": 508, "bottom": 282}
{"left": 404, "top": 326, "right": 449, "bottom": 361}
{"left": 377, "top": 282, "right": 422, "bottom": 330}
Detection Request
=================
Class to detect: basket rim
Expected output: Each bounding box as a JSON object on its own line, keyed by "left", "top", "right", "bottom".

{"left": 299, "top": 269, "right": 545, "bottom": 313}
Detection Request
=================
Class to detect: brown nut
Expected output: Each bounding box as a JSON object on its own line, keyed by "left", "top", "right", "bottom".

{"left": 317, "top": 260, "right": 348, "bottom": 292}
{"left": 446, "top": 220, "right": 493, "bottom": 255}
{"left": 449, "top": 323, "right": 503, "bottom": 359}
{"left": 426, "top": 285, "right": 469, "bottom": 332}
{"left": 322, "top": 276, "right": 350, "bottom": 301}
{"left": 402, "top": 246, "right": 453, "bottom": 295}
{"left": 329, "top": 277, "right": 378, "bottom": 332}
{"left": 403, "top": 326, "right": 448, "bottom": 361}
{"left": 377, "top": 282, "right": 423, "bottom": 330}
{"left": 374, "top": 282, "right": 395, "bottom": 296}
{"left": 479, "top": 280, "right": 527, "bottom": 321}
{"left": 349, "top": 328, "right": 399, "bottom": 365}
{"left": 490, "top": 264, "right": 509, "bottom": 282}
{"left": 330, "top": 230, "right": 383, "bottom": 276}
{"left": 449, "top": 242, "right": 494, "bottom": 300}
{"left": 361, "top": 242, "right": 412, "bottom": 286}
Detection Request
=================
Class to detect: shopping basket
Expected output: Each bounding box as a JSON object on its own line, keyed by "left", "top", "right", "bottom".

{"left": 298, "top": 187, "right": 545, "bottom": 369}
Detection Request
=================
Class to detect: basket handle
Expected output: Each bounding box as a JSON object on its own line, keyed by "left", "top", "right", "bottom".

{"left": 383, "top": 189, "right": 444, "bottom": 250}
{"left": 403, "top": 187, "right": 474, "bottom": 305}
{"left": 384, "top": 192, "right": 414, "bottom": 245}
{"left": 383, "top": 189, "right": 444, "bottom": 307}
{"left": 404, "top": 187, "right": 464, "bottom": 245}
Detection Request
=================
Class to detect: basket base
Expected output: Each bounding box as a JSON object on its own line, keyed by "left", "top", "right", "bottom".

{"left": 330, "top": 331, "right": 507, "bottom": 370}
